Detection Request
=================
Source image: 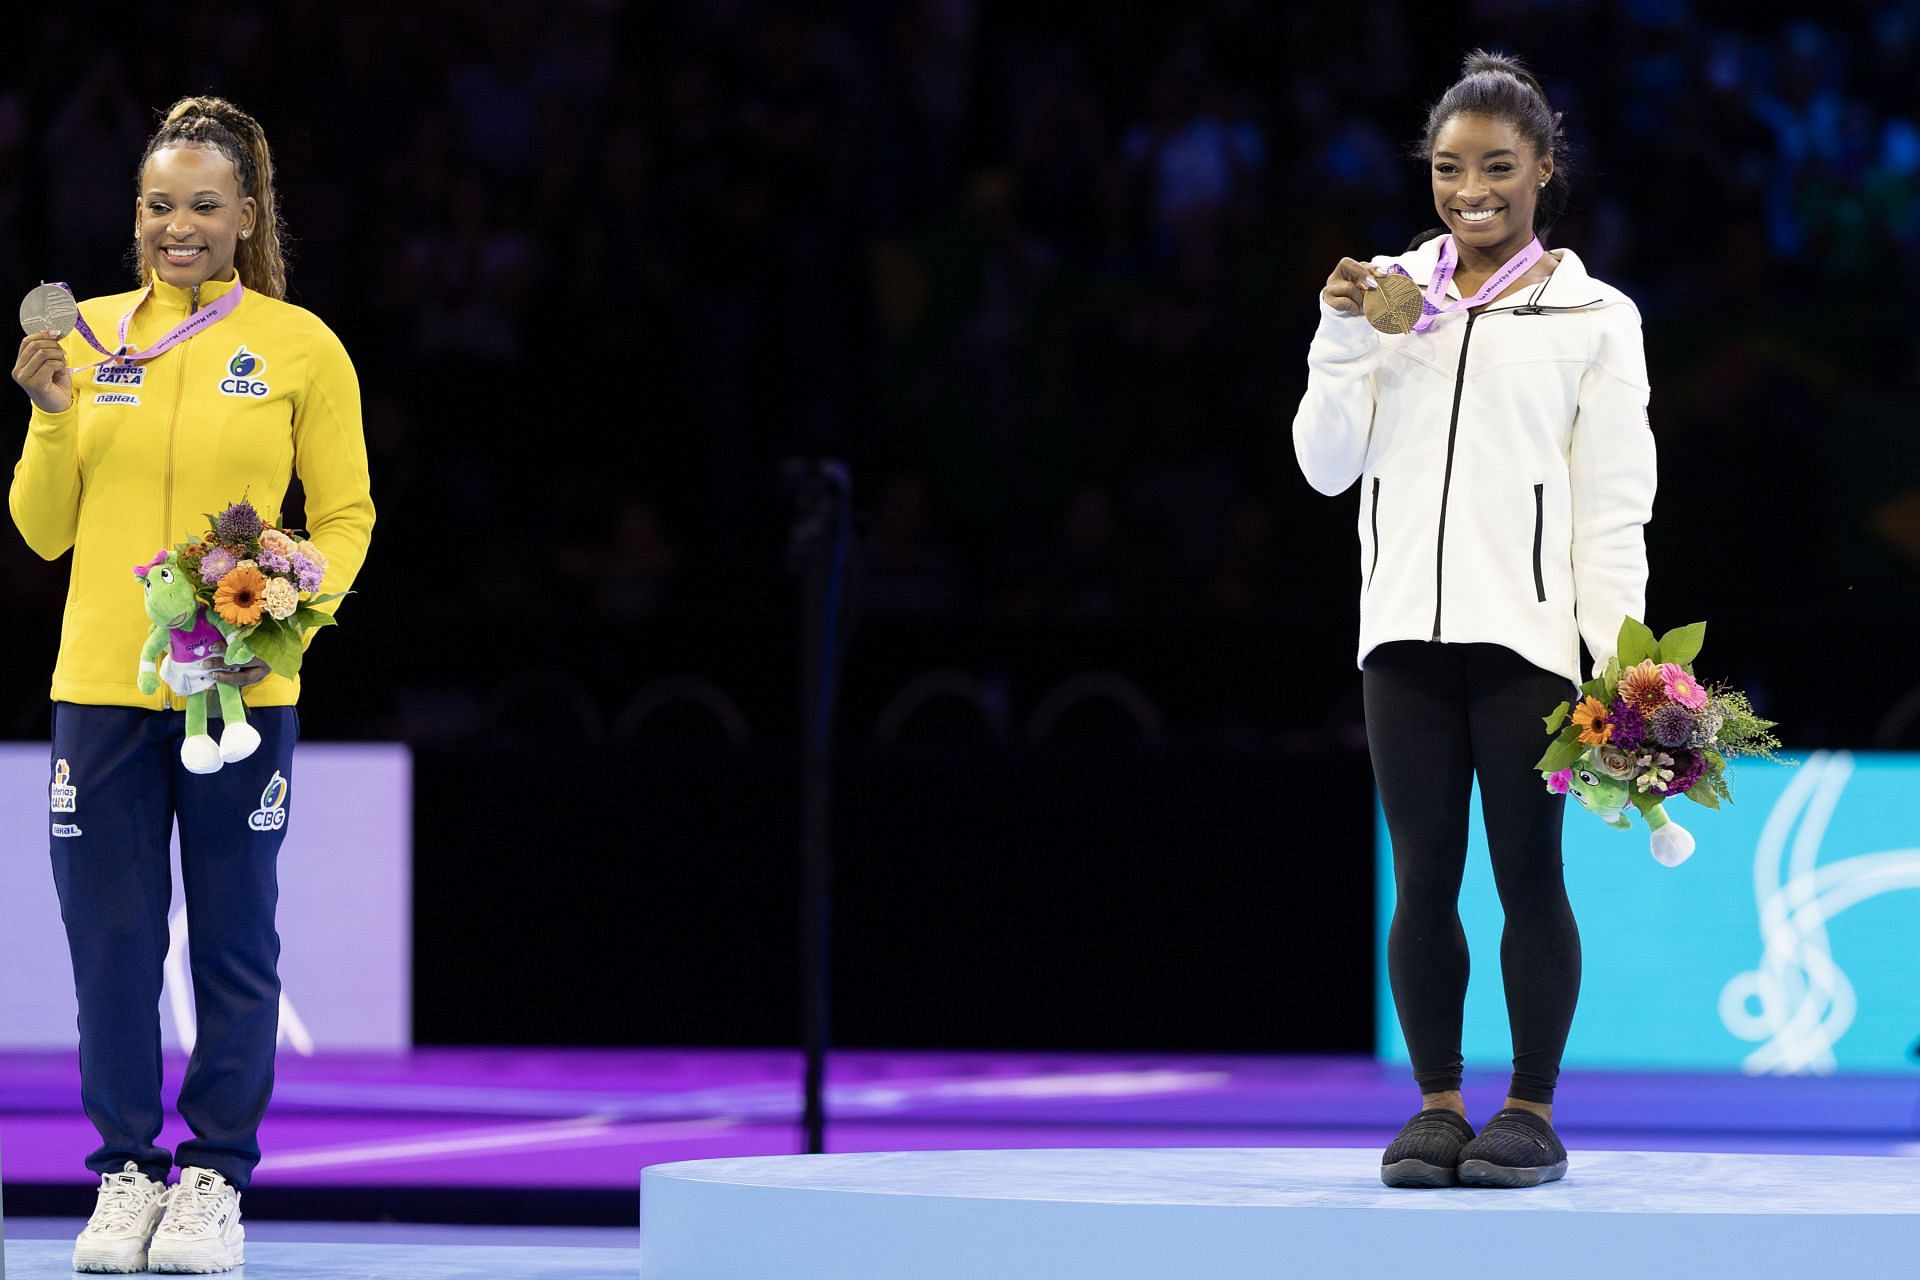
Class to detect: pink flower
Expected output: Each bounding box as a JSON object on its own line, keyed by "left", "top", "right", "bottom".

{"left": 1546, "top": 768, "right": 1572, "bottom": 795}
{"left": 259, "top": 528, "right": 297, "bottom": 558}
{"left": 1660, "top": 664, "right": 1708, "bottom": 711}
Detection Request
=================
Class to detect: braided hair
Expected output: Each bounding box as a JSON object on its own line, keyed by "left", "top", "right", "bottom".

{"left": 1411, "top": 50, "right": 1571, "bottom": 247}
{"left": 135, "top": 96, "right": 289, "bottom": 299}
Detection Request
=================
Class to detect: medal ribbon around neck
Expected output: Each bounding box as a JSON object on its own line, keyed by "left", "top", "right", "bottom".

{"left": 47, "top": 279, "right": 245, "bottom": 371}
{"left": 1382, "top": 234, "right": 1543, "bottom": 332}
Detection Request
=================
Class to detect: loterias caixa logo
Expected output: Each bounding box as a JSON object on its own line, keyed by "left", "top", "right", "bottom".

{"left": 219, "top": 345, "right": 270, "bottom": 398}
{"left": 249, "top": 770, "right": 289, "bottom": 832}
{"left": 50, "top": 758, "right": 76, "bottom": 812}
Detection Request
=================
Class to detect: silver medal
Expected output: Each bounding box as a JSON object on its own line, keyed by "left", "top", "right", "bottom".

{"left": 19, "top": 283, "right": 79, "bottom": 339}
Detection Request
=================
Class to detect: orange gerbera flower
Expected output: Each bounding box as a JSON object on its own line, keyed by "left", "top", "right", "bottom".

{"left": 214, "top": 564, "right": 268, "bottom": 626}
{"left": 1570, "top": 695, "right": 1613, "bottom": 746}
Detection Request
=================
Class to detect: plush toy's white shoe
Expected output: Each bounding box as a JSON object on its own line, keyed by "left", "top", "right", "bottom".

{"left": 181, "top": 735, "right": 223, "bottom": 775}
{"left": 1650, "top": 822, "right": 1695, "bottom": 867}
{"left": 218, "top": 721, "right": 261, "bottom": 764}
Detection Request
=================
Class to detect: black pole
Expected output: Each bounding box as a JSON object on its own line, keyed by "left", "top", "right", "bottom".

{"left": 786, "top": 459, "right": 852, "bottom": 1156}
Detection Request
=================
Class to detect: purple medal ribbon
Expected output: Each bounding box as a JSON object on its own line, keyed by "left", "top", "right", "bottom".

{"left": 53, "top": 278, "right": 245, "bottom": 370}
{"left": 1384, "top": 235, "right": 1543, "bottom": 332}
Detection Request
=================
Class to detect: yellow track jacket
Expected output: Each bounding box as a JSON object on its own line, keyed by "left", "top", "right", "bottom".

{"left": 10, "top": 272, "right": 374, "bottom": 709}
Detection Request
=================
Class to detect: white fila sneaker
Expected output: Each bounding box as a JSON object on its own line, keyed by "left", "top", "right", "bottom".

{"left": 148, "top": 1166, "right": 246, "bottom": 1273}
{"left": 72, "top": 1161, "right": 170, "bottom": 1273}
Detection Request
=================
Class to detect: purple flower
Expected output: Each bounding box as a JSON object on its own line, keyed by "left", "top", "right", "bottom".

{"left": 259, "top": 548, "right": 291, "bottom": 573}
{"left": 1610, "top": 700, "right": 1648, "bottom": 751}
{"left": 199, "top": 547, "right": 237, "bottom": 585}
{"left": 1650, "top": 702, "right": 1696, "bottom": 749}
{"left": 214, "top": 501, "right": 264, "bottom": 546}
{"left": 1546, "top": 768, "right": 1572, "bottom": 795}
{"left": 290, "top": 553, "right": 323, "bottom": 593}
{"left": 1667, "top": 749, "right": 1706, "bottom": 796}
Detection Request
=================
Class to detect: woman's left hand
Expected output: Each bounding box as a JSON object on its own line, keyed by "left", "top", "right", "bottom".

{"left": 204, "top": 656, "right": 272, "bottom": 688}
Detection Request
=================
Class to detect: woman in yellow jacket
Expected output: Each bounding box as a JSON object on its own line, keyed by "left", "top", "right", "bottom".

{"left": 10, "top": 96, "right": 372, "bottom": 1275}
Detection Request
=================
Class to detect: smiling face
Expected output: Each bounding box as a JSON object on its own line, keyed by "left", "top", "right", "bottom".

{"left": 139, "top": 554, "right": 201, "bottom": 630}
{"left": 137, "top": 144, "right": 257, "bottom": 289}
{"left": 1429, "top": 113, "right": 1552, "bottom": 259}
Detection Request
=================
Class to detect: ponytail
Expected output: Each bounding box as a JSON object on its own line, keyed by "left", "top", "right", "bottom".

{"left": 136, "top": 96, "right": 289, "bottom": 299}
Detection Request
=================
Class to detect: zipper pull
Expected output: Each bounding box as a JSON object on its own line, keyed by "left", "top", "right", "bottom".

{"left": 190, "top": 284, "right": 200, "bottom": 315}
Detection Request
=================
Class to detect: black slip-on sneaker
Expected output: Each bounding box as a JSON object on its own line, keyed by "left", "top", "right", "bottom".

{"left": 1380, "top": 1108, "right": 1476, "bottom": 1188}
{"left": 1456, "top": 1106, "right": 1569, "bottom": 1187}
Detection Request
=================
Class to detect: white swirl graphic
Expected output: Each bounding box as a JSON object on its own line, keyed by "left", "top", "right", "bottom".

{"left": 1719, "top": 751, "right": 1920, "bottom": 1074}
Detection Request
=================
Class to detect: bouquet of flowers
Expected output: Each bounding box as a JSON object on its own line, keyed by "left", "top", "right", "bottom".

{"left": 1536, "top": 618, "right": 1783, "bottom": 865}
{"left": 171, "top": 499, "right": 343, "bottom": 678}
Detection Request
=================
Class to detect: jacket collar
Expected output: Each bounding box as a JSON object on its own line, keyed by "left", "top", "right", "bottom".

{"left": 144, "top": 270, "right": 242, "bottom": 313}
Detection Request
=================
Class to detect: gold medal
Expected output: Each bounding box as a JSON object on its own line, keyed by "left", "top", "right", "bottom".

{"left": 19, "top": 283, "right": 78, "bottom": 339}
{"left": 1363, "top": 273, "right": 1424, "bottom": 335}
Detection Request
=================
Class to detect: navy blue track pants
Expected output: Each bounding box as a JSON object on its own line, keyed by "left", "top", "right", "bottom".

{"left": 48, "top": 701, "right": 297, "bottom": 1190}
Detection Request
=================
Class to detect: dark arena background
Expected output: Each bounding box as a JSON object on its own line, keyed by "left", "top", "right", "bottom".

{"left": 2, "top": 2, "right": 1918, "bottom": 1277}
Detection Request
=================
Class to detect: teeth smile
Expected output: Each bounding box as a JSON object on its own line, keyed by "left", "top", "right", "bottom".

{"left": 164, "top": 247, "right": 203, "bottom": 258}
{"left": 1457, "top": 208, "right": 1502, "bottom": 222}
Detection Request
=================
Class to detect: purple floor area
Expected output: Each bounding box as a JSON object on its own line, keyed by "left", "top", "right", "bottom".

{"left": 4, "top": 1049, "right": 1916, "bottom": 1223}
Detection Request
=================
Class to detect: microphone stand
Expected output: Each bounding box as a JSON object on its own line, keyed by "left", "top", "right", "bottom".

{"left": 784, "top": 459, "right": 855, "bottom": 1155}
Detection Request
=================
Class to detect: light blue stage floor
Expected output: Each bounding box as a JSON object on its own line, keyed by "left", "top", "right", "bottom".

{"left": 3, "top": 1224, "right": 639, "bottom": 1279}
{"left": 641, "top": 1147, "right": 1920, "bottom": 1280}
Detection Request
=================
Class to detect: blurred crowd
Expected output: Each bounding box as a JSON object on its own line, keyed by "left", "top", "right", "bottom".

{"left": 2, "top": 1, "right": 1918, "bottom": 739}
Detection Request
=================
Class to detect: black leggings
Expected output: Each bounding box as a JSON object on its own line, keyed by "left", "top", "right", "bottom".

{"left": 1363, "top": 640, "right": 1580, "bottom": 1105}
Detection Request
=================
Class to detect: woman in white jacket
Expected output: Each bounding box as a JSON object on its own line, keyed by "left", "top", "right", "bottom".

{"left": 1293, "top": 51, "right": 1655, "bottom": 1189}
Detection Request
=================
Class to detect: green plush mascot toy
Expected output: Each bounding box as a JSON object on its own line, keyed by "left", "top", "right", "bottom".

{"left": 1557, "top": 760, "right": 1695, "bottom": 868}
{"left": 134, "top": 550, "right": 262, "bottom": 774}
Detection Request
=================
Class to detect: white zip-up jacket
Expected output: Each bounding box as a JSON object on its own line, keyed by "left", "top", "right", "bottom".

{"left": 1292, "top": 238, "right": 1656, "bottom": 688}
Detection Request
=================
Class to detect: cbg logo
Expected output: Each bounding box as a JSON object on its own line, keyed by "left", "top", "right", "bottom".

{"left": 219, "top": 346, "right": 270, "bottom": 398}
{"left": 248, "top": 770, "right": 289, "bottom": 831}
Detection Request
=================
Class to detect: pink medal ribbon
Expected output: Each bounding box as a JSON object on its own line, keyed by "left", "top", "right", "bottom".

{"left": 54, "top": 278, "right": 245, "bottom": 370}
{"left": 1384, "top": 235, "right": 1543, "bottom": 332}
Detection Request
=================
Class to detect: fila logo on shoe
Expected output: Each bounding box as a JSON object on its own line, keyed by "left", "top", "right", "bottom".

{"left": 248, "top": 771, "right": 289, "bottom": 831}
{"left": 51, "top": 758, "right": 77, "bottom": 812}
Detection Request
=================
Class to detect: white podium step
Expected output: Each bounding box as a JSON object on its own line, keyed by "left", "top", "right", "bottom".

{"left": 641, "top": 1146, "right": 1920, "bottom": 1279}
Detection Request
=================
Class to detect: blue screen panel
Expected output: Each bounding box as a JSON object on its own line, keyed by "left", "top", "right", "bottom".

{"left": 1375, "top": 752, "right": 1920, "bottom": 1074}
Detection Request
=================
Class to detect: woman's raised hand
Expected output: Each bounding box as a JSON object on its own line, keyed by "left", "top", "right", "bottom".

{"left": 12, "top": 333, "right": 73, "bottom": 413}
{"left": 1321, "top": 258, "right": 1381, "bottom": 317}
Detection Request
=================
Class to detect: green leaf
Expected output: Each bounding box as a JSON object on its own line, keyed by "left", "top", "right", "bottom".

{"left": 292, "top": 606, "right": 338, "bottom": 631}
{"left": 1617, "top": 616, "right": 1659, "bottom": 668}
{"left": 245, "top": 616, "right": 304, "bottom": 678}
{"left": 1579, "top": 677, "right": 1610, "bottom": 704}
{"left": 1658, "top": 621, "right": 1707, "bottom": 667}
{"left": 304, "top": 591, "right": 348, "bottom": 606}
{"left": 1536, "top": 735, "right": 1584, "bottom": 774}
{"left": 1684, "top": 780, "right": 1722, "bottom": 809}
{"left": 1543, "top": 700, "right": 1571, "bottom": 735}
